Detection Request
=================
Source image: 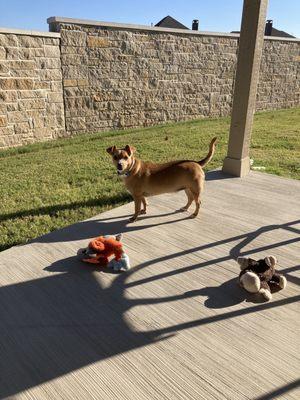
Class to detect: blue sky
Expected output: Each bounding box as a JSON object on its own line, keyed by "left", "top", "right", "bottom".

{"left": 0, "top": 0, "right": 299, "bottom": 38}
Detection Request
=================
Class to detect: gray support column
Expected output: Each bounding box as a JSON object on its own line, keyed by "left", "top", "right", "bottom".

{"left": 223, "top": 0, "right": 269, "bottom": 177}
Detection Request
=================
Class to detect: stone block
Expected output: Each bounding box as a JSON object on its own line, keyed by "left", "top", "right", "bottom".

{"left": 32, "top": 115, "right": 45, "bottom": 128}
{"left": 0, "top": 103, "right": 6, "bottom": 114}
{"left": 61, "top": 53, "right": 87, "bottom": 65}
{"left": 87, "top": 36, "right": 110, "bottom": 48}
{"left": 14, "top": 121, "right": 31, "bottom": 134}
{"left": 0, "top": 115, "right": 7, "bottom": 126}
{"left": 47, "top": 102, "right": 64, "bottom": 115}
{"left": 7, "top": 110, "right": 28, "bottom": 123}
{"left": 52, "top": 128, "right": 67, "bottom": 138}
{"left": 61, "top": 30, "right": 86, "bottom": 47}
{"left": 0, "top": 126, "right": 14, "bottom": 136}
{"left": 0, "top": 78, "right": 34, "bottom": 90}
{"left": 44, "top": 115, "right": 57, "bottom": 127}
{"left": 40, "top": 68, "right": 62, "bottom": 81}
{"left": 0, "top": 63, "right": 9, "bottom": 75}
{"left": 63, "top": 65, "right": 88, "bottom": 80}
{"left": 17, "top": 47, "right": 44, "bottom": 59}
{"left": 0, "top": 34, "right": 18, "bottom": 47}
{"left": 51, "top": 81, "right": 63, "bottom": 91}
{"left": 19, "top": 89, "right": 46, "bottom": 99}
{"left": 77, "top": 79, "right": 89, "bottom": 86}
{"left": 11, "top": 69, "right": 38, "bottom": 78}
{"left": 0, "top": 90, "right": 18, "bottom": 102}
{"left": 63, "top": 79, "right": 77, "bottom": 87}
{"left": 61, "top": 45, "right": 86, "bottom": 55}
{"left": 56, "top": 113, "right": 65, "bottom": 126}
{"left": 33, "top": 127, "right": 51, "bottom": 139}
{"left": 34, "top": 81, "right": 51, "bottom": 90}
{"left": 5, "top": 47, "right": 19, "bottom": 60}
{"left": 0, "top": 134, "right": 24, "bottom": 148}
{"left": 27, "top": 48, "right": 45, "bottom": 58}
{"left": 19, "top": 98, "right": 46, "bottom": 110}
{"left": 6, "top": 103, "right": 18, "bottom": 112}
{"left": 0, "top": 47, "right": 6, "bottom": 59}
{"left": 66, "top": 116, "right": 86, "bottom": 131}
{"left": 18, "top": 36, "right": 43, "bottom": 48}
{"left": 47, "top": 92, "right": 63, "bottom": 103}
{"left": 38, "top": 58, "right": 61, "bottom": 69}
{"left": 44, "top": 45, "right": 61, "bottom": 58}
{"left": 43, "top": 37, "right": 60, "bottom": 46}
{"left": 9, "top": 60, "right": 36, "bottom": 70}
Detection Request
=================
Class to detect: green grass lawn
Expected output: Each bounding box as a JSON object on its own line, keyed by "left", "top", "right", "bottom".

{"left": 0, "top": 107, "right": 299, "bottom": 251}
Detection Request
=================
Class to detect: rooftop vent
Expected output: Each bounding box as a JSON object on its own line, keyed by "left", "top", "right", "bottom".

{"left": 192, "top": 20, "right": 199, "bottom": 31}
{"left": 265, "top": 20, "right": 273, "bottom": 36}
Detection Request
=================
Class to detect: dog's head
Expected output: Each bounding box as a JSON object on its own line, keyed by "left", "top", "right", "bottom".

{"left": 237, "top": 255, "right": 277, "bottom": 271}
{"left": 77, "top": 234, "right": 123, "bottom": 260}
{"left": 106, "top": 145, "right": 136, "bottom": 176}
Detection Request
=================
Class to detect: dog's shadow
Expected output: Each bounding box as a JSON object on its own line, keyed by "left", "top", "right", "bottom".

{"left": 44, "top": 256, "right": 122, "bottom": 275}
{"left": 185, "top": 278, "right": 269, "bottom": 309}
{"left": 34, "top": 210, "right": 191, "bottom": 245}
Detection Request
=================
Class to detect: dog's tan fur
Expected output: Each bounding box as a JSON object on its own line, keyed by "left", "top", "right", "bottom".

{"left": 107, "top": 137, "right": 217, "bottom": 222}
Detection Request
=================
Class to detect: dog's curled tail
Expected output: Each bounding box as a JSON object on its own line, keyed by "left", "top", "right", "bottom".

{"left": 198, "top": 137, "right": 217, "bottom": 167}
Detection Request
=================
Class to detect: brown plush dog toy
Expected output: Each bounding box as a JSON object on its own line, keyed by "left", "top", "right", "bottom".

{"left": 237, "top": 255, "right": 287, "bottom": 301}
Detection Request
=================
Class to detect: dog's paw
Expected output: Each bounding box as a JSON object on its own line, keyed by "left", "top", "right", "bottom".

{"left": 259, "top": 289, "right": 272, "bottom": 301}
{"left": 128, "top": 216, "right": 137, "bottom": 223}
{"left": 190, "top": 213, "right": 199, "bottom": 219}
{"left": 140, "top": 209, "right": 147, "bottom": 215}
{"left": 179, "top": 207, "right": 188, "bottom": 212}
{"left": 279, "top": 276, "right": 287, "bottom": 289}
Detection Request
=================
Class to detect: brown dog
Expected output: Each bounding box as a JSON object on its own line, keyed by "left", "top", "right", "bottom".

{"left": 107, "top": 137, "right": 217, "bottom": 222}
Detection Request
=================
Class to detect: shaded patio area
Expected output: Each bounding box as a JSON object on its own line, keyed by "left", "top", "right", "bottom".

{"left": 0, "top": 170, "right": 299, "bottom": 399}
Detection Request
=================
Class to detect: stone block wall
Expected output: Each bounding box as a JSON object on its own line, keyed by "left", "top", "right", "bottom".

{"left": 49, "top": 17, "right": 300, "bottom": 136}
{"left": 257, "top": 40, "right": 300, "bottom": 110}
{"left": 54, "top": 22, "right": 239, "bottom": 135}
{"left": 0, "top": 29, "right": 65, "bottom": 148}
{"left": 0, "top": 18, "right": 299, "bottom": 148}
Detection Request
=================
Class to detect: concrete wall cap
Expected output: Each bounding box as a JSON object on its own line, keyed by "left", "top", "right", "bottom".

{"left": 0, "top": 27, "right": 60, "bottom": 38}
{"left": 47, "top": 16, "right": 300, "bottom": 42}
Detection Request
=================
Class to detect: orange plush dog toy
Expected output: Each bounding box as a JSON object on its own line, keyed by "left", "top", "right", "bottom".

{"left": 77, "top": 234, "right": 123, "bottom": 266}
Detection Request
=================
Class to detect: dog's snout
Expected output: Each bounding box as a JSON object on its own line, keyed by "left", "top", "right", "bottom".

{"left": 117, "top": 163, "right": 123, "bottom": 170}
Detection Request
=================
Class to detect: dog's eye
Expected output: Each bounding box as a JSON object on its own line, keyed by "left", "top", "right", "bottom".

{"left": 113, "top": 156, "right": 118, "bottom": 161}
{"left": 124, "top": 156, "right": 128, "bottom": 160}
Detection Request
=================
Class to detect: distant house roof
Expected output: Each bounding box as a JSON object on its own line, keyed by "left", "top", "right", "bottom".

{"left": 268, "top": 27, "right": 295, "bottom": 38}
{"left": 155, "top": 15, "right": 189, "bottom": 30}
{"left": 231, "top": 26, "right": 295, "bottom": 39}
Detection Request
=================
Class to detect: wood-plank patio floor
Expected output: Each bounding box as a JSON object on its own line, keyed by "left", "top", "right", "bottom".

{"left": 0, "top": 171, "right": 299, "bottom": 399}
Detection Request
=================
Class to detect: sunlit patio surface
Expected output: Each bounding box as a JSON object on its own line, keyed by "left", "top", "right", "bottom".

{"left": 0, "top": 170, "right": 299, "bottom": 399}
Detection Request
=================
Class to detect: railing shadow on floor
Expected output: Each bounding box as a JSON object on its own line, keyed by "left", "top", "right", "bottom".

{"left": 253, "top": 378, "right": 300, "bottom": 400}
{"left": 0, "top": 219, "right": 299, "bottom": 398}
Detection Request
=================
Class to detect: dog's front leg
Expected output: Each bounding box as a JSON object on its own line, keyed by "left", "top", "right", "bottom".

{"left": 140, "top": 197, "right": 148, "bottom": 215}
{"left": 129, "top": 196, "right": 142, "bottom": 223}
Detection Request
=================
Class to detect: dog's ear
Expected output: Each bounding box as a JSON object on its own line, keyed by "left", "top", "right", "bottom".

{"left": 106, "top": 146, "right": 116, "bottom": 155}
{"left": 125, "top": 145, "right": 136, "bottom": 156}
{"left": 237, "top": 257, "right": 250, "bottom": 270}
{"left": 237, "top": 257, "right": 258, "bottom": 270}
{"left": 264, "top": 255, "right": 277, "bottom": 267}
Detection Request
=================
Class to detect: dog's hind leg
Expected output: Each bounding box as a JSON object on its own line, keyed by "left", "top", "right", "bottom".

{"left": 191, "top": 191, "right": 201, "bottom": 218}
{"left": 140, "top": 196, "right": 148, "bottom": 215}
{"left": 180, "top": 189, "right": 193, "bottom": 211}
